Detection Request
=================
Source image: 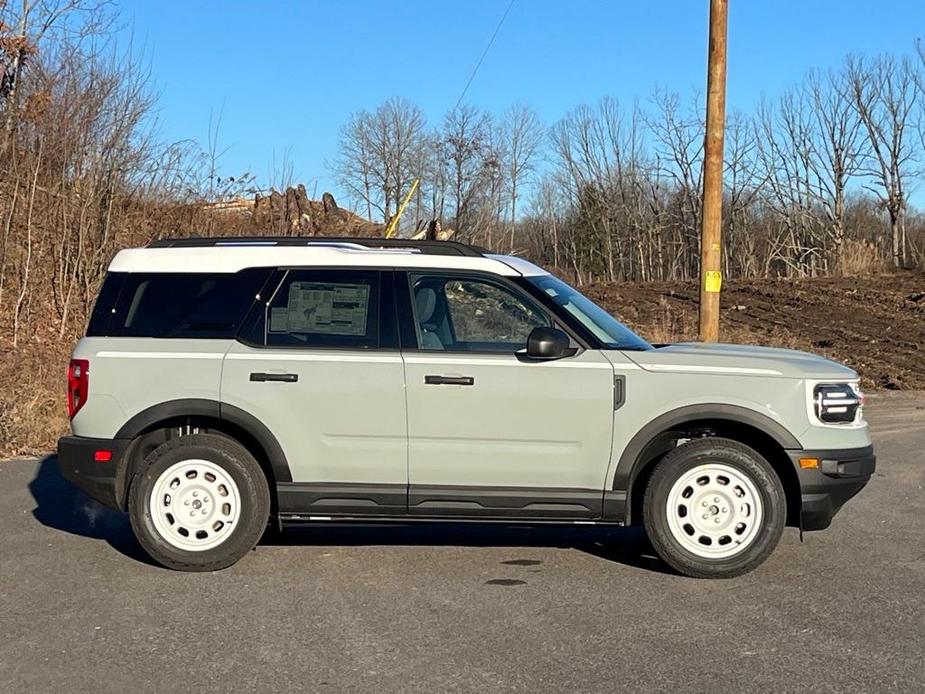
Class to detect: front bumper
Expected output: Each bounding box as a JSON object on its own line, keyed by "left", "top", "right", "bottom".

{"left": 791, "top": 445, "right": 876, "bottom": 531}
{"left": 57, "top": 436, "right": 129, "bottom": 510}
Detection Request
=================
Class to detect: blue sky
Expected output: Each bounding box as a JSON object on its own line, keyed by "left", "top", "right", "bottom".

{"left": 118, "top": 0, "right": 924, "bottom": 202}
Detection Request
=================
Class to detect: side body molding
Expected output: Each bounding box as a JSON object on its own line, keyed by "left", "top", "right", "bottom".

{"left": 115, "top": 398, "right": 220, "bottom": 438}
{"left": 114, "top": 398, "right": 292, "bottom": 483}
{"left": 220, "top": 402, "right": 293, "bottom": 483}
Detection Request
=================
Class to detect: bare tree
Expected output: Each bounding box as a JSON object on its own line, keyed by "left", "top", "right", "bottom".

{"left": 550, "top": 98, "right": 651, "bottom": 282}
{"left": 722, "top": 110, "right": 763, "bottom": 278}
{"left": 440, "top": 104, "right": 492, "bottom": 240}
{"left": 648, "top": 90, "right": 704, "bottom": 280}
{"left": 1, "top": 0, "right": 109, "bottom": 138}
{"left": 755, "top": 88, "right": 827, "bottom": 276}
{"left": 847, "top": 53, "right": 919, "bottom": 268}
{"left": 499, "top": 103, "right": 543, "bottom": 251}
{"left": 333, "top": 110, "right": 377, "bottom": 221}
{"left": 333, "top": 97, "right": 427, "bottom": 226}
{"left": 914, "top": 40, "right": 925, "bottom": 162}
{"left": 807, "top": 67, "right": 867, "bottom": 270}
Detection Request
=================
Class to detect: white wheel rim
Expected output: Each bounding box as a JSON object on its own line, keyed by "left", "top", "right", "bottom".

{"left": 665, "top": 463, "right": 764, "bottom": 559}
{"left": 149, "top": 459, "right": 241, "bottom": 552}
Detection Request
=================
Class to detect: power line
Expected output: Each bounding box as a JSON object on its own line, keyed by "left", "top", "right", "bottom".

{"left": 452, "top": 0, "right": 516, "bottom": 112}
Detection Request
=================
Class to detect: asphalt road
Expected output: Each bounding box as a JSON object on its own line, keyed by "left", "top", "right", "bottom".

{"left": 1, "top": 393, "right": 923, "bottom": 693}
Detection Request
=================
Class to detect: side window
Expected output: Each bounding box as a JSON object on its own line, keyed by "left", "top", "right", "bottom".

{"left": 261, "top": 269, "right": 381, "bottom": 349}
{"left": 409, "top": 274, "right": 550, "bottom": 352}
{"left": 86, "top": 272, "right": 125, "bottom": 336}
{"left": 98, "top": 269, "right": 270, "bottom": 338}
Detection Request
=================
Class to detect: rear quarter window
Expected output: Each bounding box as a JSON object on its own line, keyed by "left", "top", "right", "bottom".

{"left": 87, "top": 269, "right": 273, "bottom": 338}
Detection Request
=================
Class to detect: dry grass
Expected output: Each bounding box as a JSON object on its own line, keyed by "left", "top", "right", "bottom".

{"left": 839, "top": 239, "right": 889, "bottom": 277}
{"left": 637, "top": 297, "right": 696, "bottom": 345}
{"left": 0, "top": 337, "right": 72, "bottom": 458}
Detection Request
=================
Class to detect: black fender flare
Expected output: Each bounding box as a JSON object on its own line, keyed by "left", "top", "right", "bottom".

{"left": 611, "top": 403, "right": 801, "bottom": 501}
{"left": 115, "top": 398, "right": 292, "bottom": 483}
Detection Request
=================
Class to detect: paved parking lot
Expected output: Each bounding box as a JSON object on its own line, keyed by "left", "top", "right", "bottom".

{"left": 1, "top": 393, "right": 923, "bottom": 693}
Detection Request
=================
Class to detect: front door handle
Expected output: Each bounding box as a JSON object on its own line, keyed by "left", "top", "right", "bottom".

{"left": 250, "top": 372, "right": 299, "bottom": 383}
{"left": 424, "top": 375, "right": 475, "bottom": 386}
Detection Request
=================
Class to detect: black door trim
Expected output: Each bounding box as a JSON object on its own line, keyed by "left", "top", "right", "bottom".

{"left": 277, "top": 482, "right": 407, "bottom": 515}
{"left": 276, "top": 483, "right": 605, "bottom": 520}
{"left": 409, "top": 485, "right": 602, "bottom": 519}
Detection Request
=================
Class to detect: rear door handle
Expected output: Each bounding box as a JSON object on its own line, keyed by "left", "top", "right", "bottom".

{"left": 424, "top": 375, "right": 475, "bottom": 386}
{"left": 250, "top": 372, "right": 299, "bottom": 383}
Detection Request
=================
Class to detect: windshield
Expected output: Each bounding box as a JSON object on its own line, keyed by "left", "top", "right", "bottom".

{"left": 527, "top": 275, "right": 652, "bottom": 351}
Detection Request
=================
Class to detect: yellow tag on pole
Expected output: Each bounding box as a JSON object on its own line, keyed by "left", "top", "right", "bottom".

{"left": 705, "top": 271, "right": 722, "bottom": 293}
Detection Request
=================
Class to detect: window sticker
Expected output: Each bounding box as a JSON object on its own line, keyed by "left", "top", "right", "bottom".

{"left": 280, "top": 282, "right": 369, "bottom": 336}
{"left": 269, "top": 307, "right": 289, "bottom": 332}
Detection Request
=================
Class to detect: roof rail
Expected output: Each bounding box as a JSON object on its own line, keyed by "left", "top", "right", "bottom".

{"left": 146, "top": 236, "right": 486, "bottom": 257}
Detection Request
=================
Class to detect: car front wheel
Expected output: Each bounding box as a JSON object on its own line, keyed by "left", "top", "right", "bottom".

{"left": 643, "top": 437, "right": 786, "bottom": 579}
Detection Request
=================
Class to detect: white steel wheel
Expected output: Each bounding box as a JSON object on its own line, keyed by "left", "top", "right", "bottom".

{"left": 149, "top": 459, "right": 242, "bottom": 552}
{"left": 665, "top": 462, "right": 764, "bottom": 559}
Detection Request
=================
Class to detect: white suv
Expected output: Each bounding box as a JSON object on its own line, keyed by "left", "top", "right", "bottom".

{"left": 58, "top": 237, "right": 875, "bottom": 577}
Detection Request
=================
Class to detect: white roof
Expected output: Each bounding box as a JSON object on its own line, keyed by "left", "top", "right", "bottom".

{"left": 108, "top": 244, "right": 550, "bottom": 277}
{"left": 485, "top": 254, "right": 548, "bottom": 277}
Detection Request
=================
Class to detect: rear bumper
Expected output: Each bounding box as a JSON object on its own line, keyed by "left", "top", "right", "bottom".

{"left": 791, "top": 445, "right": 876, "bottom": 531}
{"left": 57, "top": 436, "right": 129, "bottom": 511}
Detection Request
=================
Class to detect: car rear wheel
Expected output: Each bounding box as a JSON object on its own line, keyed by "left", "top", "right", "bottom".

{"left": 643, "top": 437, "right": 786, "bottom": 579}
{"left": 128, "top": 433, "right": 270, "bottom": 571}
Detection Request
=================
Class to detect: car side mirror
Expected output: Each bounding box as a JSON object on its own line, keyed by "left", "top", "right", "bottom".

{"left": 526, "top": 327, "right": 574, "bottom": 360}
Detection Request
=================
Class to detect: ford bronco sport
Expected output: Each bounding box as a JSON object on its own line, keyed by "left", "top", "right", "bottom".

{"left": 58, "top": 237, "right": 875, "bottom": 577}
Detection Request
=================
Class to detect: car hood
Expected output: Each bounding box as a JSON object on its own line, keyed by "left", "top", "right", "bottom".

{"left": 625, "top": 342, "right": 858, "bottom": 380}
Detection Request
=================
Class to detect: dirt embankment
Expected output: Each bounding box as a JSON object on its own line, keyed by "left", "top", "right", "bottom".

{"left": 584, "top": 272, "right": 925, "bottom": 390}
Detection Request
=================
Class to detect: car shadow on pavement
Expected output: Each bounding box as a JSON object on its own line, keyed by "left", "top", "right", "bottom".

{"left": 29, "top": 455, "right": 158, "bottom": 567}
{"left": 28, "top": 456, "right": 670, "bottom": 574}
{"left": 261, "top": 522, "right": 674, "bottom": 575}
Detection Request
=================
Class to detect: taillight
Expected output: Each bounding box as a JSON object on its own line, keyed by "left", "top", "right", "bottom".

{"left": 67, "top": 359, "right": 89, "bottom": 419}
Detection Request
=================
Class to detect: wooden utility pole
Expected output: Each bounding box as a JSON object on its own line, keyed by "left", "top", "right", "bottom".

{"left": 698, "top": 0, "right": 728, "bottom": 342}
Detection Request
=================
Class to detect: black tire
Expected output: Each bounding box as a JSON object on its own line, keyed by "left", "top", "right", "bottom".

{"left": 643, "top": 437, "right": 786, "bottom": 579}
{"left": 128, "top": 433, "right": 270, "bottom": 572}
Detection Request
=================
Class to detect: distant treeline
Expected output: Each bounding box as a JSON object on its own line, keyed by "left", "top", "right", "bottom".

{"left": 333, "top": 49, "right": 925, "bottom": 285}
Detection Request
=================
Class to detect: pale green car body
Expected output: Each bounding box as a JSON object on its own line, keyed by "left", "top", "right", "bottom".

{"left": 61, "top": 241, "right": 872, "bottom": 533}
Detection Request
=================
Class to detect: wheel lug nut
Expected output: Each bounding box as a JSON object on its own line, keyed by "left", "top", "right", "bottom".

{"left": 713, "top": 497, "right": 719, "bottom": 503}
{"left": 193, "top": 492, "right": 198, "bottom": 497}
{"left": 714, "top": 518, "right": 720, "bottom": 524}
{"left": 702, "top": 514, "right": 708, "bottom": 520}
{"left": 722, "top": 508, "right": 728, "bottom": 513}
{"left": 184, "top": 500, "right": 190, "bottom": 506}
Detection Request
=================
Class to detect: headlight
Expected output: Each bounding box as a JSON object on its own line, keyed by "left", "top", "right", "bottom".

{"left": 813, "top": 383, "right": 862, "bottom": 424}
